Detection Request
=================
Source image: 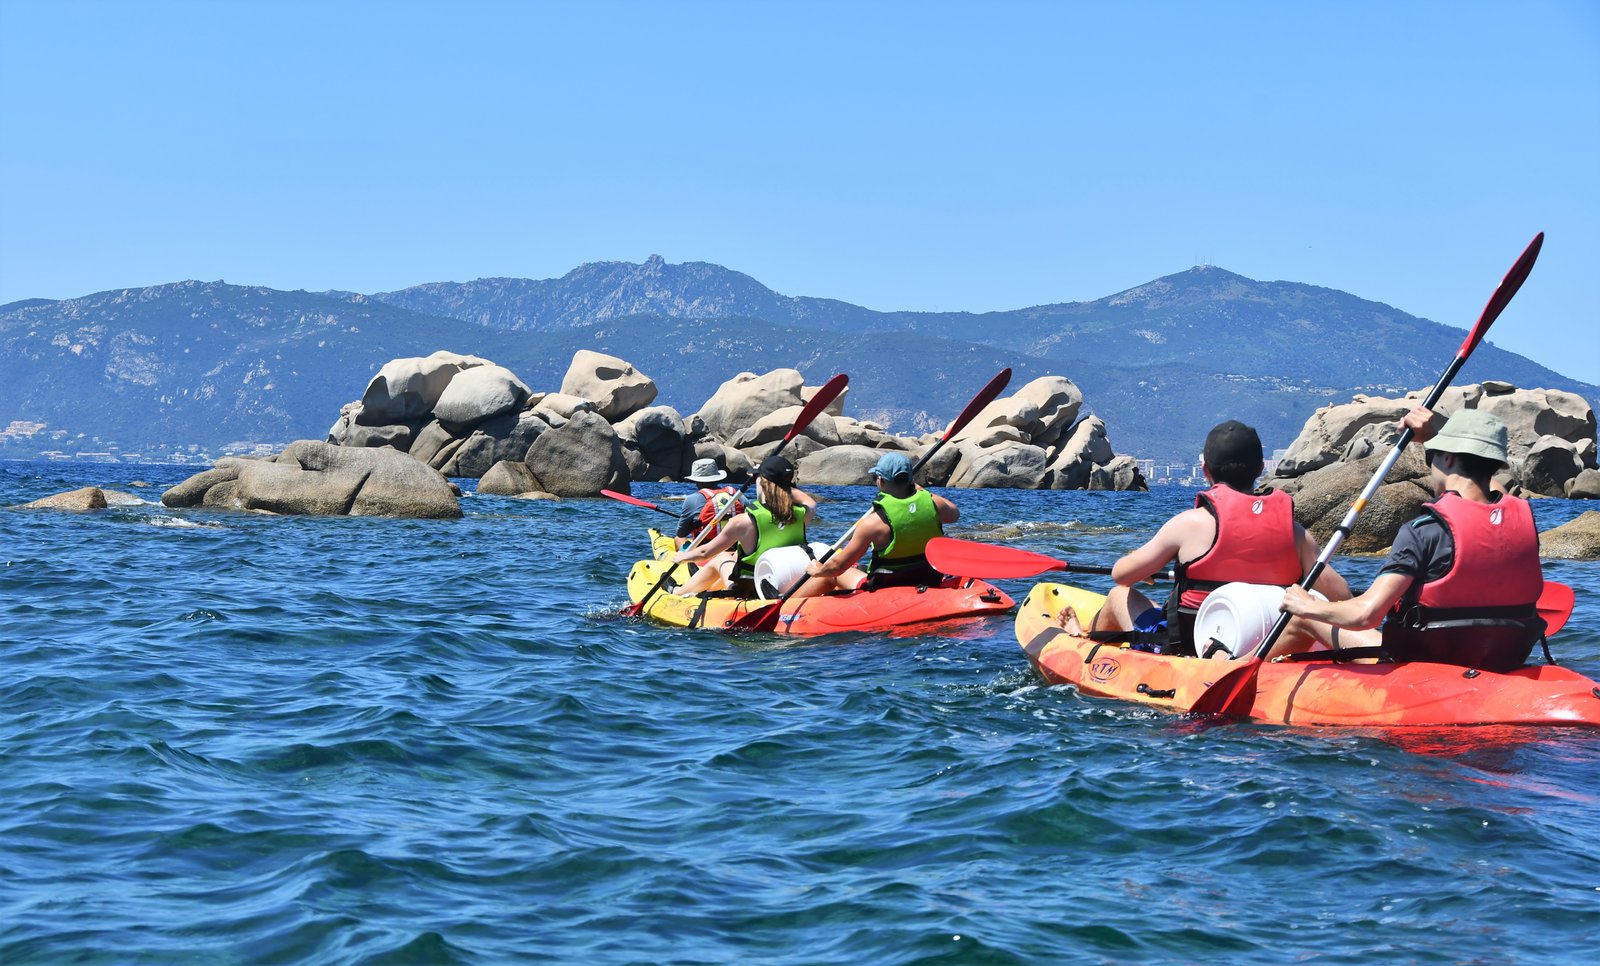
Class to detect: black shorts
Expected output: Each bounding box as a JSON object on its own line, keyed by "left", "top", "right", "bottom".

{"left": 863, "top": 563, "right": 946, "bottom": 590}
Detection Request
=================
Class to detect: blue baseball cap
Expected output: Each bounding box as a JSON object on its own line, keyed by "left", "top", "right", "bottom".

{"left": 869, "top": 452, "right": 914, "bottom": 482}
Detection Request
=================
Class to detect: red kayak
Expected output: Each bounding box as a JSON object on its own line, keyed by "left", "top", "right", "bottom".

{"left": 1017, "top": 583, "right": 1600, "bottom": 728}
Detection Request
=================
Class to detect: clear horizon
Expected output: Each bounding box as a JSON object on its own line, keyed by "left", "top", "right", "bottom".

{"left": 3, "top": 1, "right": 1597, "bottom": 383}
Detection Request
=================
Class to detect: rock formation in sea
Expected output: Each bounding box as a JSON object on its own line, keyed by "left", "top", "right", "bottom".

{"left": 325, "top": 351, "right": 1148, "bottom": 497}
{"left": 161, "top": 441, "right": 462, "bottom": 519}
{"left": 12, "top": 487, "right": 150, "bottom": 511}
{"left": 1539, "top": 511, "right": 1600, "bottom": 560}
{"left": 1268, "top": 382, "right": 1599, "bottom": 551}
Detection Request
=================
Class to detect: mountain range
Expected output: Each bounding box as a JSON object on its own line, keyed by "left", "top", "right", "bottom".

{"left": 2, "top": 255, "right": 1593, "bottom": 466}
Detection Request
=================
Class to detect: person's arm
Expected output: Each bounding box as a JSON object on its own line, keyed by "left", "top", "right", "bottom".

{"left": 674, "top": 515, "right": 748, "bottom": 563}
{"left": 1110, "top": 514, "right": 1189, "bottom": 585}
{"left": 929, "top": 491, "right": 960, "bottom": 524}
{"left": 1282, "top": 573, "right": 1412, "bottom": 630}
{"left": 676, "top": 492, "right": 707, "bottom": 541}
{"left": 808, "top": 516, "right": 885, "bottom": 578}
{"left": 792, "top": 487, "right": 819, "bottom": 519}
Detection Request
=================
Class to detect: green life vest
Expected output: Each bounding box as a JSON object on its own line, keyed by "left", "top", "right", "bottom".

{"left": 736, "top": 502, "right": 808, "bottom": 579}
{"left": 869, "top": 489, "right": 943, "bottom": 573}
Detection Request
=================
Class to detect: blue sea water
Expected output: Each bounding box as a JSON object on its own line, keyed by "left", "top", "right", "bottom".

{"left": 3, "top": 460, "right": 1599, "bottom": 965}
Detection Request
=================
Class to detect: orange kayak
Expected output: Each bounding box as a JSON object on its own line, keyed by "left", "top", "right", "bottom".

{"left": 1016, "top": 582, "right": 1600, "bottom": 728}
{"left": 628, "top": 529, "right": 1015, "bottom": 635}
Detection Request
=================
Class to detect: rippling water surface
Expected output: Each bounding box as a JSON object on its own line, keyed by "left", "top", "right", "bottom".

{"left": 4, "top": 461, "right": 1599, "bottom": 964}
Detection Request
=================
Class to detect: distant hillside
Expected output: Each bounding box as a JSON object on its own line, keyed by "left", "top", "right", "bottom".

{"left": 2, "top": 261, "right": 1593, "bottom": 464}
{"left": 0, "top": 282, "right": 525, "bottom": 451}
{"left": 377, "top": 259, "right": 1576, "bottom": 392}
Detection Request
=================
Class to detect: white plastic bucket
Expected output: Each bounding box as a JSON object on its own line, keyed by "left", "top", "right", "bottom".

{"left": 753, "top": 543, "right": 832, "bottom": 599}
{"left": 1193, "top": 582, "right": 1324, "bottom": 660}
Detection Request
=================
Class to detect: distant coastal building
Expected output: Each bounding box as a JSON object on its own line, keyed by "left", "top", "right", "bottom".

{"left": 2, "top": 420, "right": 48, "bottom": 438}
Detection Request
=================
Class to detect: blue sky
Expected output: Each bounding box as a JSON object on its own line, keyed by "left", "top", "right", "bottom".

{"left": 3, "top": 1, "right": 1597, "bottom": 383}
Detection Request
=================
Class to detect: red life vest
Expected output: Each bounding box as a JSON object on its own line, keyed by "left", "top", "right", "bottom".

{"left": 694, "top": 486, "right": 743, "bottom": 540}
{"left": 1381, "top": 491, "right": 1544, "bottom": 672}
{"left": 1413, "top": 492, "right": 1542, "bottom": 610}
{"left": 1175, "top": 485, "right": 1301, "bottom": 613}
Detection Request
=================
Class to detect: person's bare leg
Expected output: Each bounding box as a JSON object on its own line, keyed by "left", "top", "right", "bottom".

{"left": 1090, "top": 586, "right": 1158, "bottom": 633}
{"left": 674, "top": 551, "right": 733, "bottom": 597}
{"left": 1265, "top": 617, "right": 1380, "bottom": 659}
{"left": 790, "top": 567, "right": 866, "bottom": 600}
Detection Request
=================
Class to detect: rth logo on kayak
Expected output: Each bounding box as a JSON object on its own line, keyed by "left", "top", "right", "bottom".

{"left": 1251, "top": 499, "right": 1264, "bottom": 515}
{"left": 1089, "top": 656, "right": 1120, "bottom": 683}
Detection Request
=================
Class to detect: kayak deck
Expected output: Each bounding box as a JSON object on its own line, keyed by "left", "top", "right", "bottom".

{"left": 1016, "top": 582, "right": 1600, "bottom": 728}
{"left": 627, "top": 530, "right": 1015, "bottom": 635}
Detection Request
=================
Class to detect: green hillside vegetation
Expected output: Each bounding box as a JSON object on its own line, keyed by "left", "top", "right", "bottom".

{"left": 2, "top": 261, "right": 1591, "bottom": 465}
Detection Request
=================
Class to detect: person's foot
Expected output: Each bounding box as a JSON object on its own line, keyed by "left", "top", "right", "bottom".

{"left": 1054, "top": 605, "right": 1083, "bottom": 636}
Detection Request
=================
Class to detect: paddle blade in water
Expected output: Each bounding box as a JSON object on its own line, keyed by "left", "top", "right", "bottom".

{"left": 1187, "top": 657, "right": 1262, "bottom": 718}
{"left": 728, "top": 601, "right": 783, "bottom": 634}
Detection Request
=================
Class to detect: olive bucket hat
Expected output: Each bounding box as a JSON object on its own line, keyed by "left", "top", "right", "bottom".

{"left": 1424, "top": 409, "right": 1510, "bottom": 467}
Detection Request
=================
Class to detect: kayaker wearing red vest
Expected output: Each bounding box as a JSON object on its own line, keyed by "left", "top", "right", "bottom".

{"left": 1058, "top": 420, "right": 1350, "bottom": 656}
{"left": 793, "top": 452, "right": 961, "bottom": 598}
{"left": 675, "top": 457, "right": 744, "bottom": 549}
{"left": 669, "top": 455, "right": 817, "bottom": 598}
{"left": 1279, "top": 408, "right": 1545, "bottom": 671}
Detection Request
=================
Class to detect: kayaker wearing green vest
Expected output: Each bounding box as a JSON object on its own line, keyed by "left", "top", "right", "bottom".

{"left": 793, "top": 452, "right": 960, "bottom": 598}
{"left": 670, "top": 455, "right": 817, "bottom": 598}
{"left": 1057, "top": 420, "right": 1350, "bottom": 655}
{"left": 1278, "top": 408, "right": 1546, "bottom": 671}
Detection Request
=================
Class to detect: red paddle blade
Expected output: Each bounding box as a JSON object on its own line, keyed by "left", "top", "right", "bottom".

{"left": 940, "top": 368, "right": 1013, "bottom": 444}
{"left": 784, "top": 373, "right": 849, "bottom": 445}
{"left": 1460, "top": 232, "right": 1543, "bottom": 358}
{"left": 1187, "top": 657, "right": 1262, "bottom": 718}
{"left": 1538, "top": 580, "right": 1575, "bottom": 637}
{"left": 728, "top": 601, "right": 783, "bottom": 634}
{"left": 925, "top": 537, "right": 1068, "bottom": 579}
{"left": 602, "top": 489, "right": 660, "bottom": 510}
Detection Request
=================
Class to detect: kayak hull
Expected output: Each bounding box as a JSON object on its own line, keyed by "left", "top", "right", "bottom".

{"left": 1016, "top": 582, "right": 1600, "bottom": 728}
{"left": 628, "top": 530, "right": 1015, "bottom": 635}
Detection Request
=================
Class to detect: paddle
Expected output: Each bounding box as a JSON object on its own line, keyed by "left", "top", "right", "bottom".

{"left": 924, "top": 536, "right": 1175, "bottom": 582}
{"left": 1538, "top": 581, "right": 1574, "bottom": 638}
{"left": 727, "top": 368, "right": 1013, "bottom": 633}
{"left": 601, "top": 489, "right": 678, "bottom": 519}
{"left": 1190, "top": 232, "right": 1545, "bottom": 718}
{"left": 623, "top": 373, "right": 849, "bottom": 617}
